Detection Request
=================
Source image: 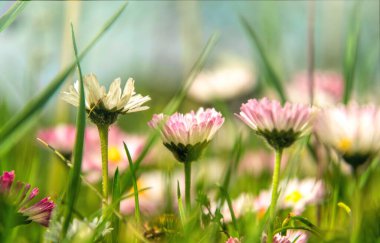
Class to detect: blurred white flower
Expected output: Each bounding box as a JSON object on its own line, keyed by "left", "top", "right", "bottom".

{"left": 253, "top": 178, "right": 324, "bottom": 215}
{"left": 62, "top": 74, "right": 150, "bottom": 125}
{"left": 315, "top": 103, "right": 380, "bottom": 169}
{"left": 120, "top": 171, "right": 166, "bottom": 215}
{"left": 279, "top": 178, "right": 324, "bottom": 215}
{"left": 188, "top": 63, "right": 255, "bottom": 102}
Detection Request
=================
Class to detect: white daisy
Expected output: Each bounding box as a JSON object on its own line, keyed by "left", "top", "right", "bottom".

{"left": 62, "top": 74, "right": 151, "bottom": 125}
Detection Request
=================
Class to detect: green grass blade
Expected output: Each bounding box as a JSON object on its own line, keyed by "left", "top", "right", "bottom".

{"left": 61, "top": 24, "right": 86, "bottom": 237}
{"left": 177, "top": 180, "right": 186, "bottom": 225}
{"left": 218, "top": 185, "right": 238, "bottom": 232}
{"left": 343, "top": 3, "right": 361, "bottom": 104}
{"left": 0, "top": 1, "right": 27, "bottom": 32}
{"left": 218, "top": 134, "right": 243, "bottom": 204}
{"left": 124, "top": 142, "right": 141, "bottom": 224}
{"left": 0, "top": 2, "right": 127, "bottom": 148}
{"left": 240, "top": 16, "right": 286, "bottom": 103}
{"left": 112, "top": 168, "right": 121, "bottom": 242}
{"left": 119, "top": 33, "right": 219, "bottom": 195}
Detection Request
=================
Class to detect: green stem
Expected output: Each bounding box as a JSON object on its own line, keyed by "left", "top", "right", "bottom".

{"left": 267, "top": 149, "right": 282, "bottom": 243}
{"left": 351, "top": 173, "right": 361, "bottom": 243}
{"left": 184, "top": 161, "right": 192, "bottom": 212}
{"left": 97, "top": 124, "right": 109, "bottom": 217}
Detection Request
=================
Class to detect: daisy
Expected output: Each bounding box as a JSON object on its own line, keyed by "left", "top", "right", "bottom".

{"left": 315, "top": 103, "right": 380, "bottom": 170}
{"left": 0, "top": 170, "right": 55, "bottom": 227}
{"left": 148, "top": 107, "right": 224, "bottom": 210}
{"left": 148, "top": 107, "right": 224, "bottom": 163}
{"left": 62, "top": 74, "right": 150, "bottom": 126}
{"left": 236, "top": 98, "right": 313, "bottom": 150}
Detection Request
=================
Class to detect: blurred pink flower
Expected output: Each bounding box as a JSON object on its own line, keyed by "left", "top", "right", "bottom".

{"left": 37, "top": 124, "right": 76, "bottom": 155}
{"left": 37, "top": 124, "right": 146, "bottom": 182}
{"left": 315, "top": 103, "right": 380, "bottom": 169}
{"left": 120, "top": 171, "right": 165, "bottom": 215}
{"left": 82, "top": 126, "right": 145, "bottom": 182}
{"left": 0, "top": 170, "right": 55, "bottom": 227}
{"left": 287, "top": 71, "right": 344, "bottom": 106}
{"left": 236, "top": 98, "right": 313, "bottom": 149}
{"left": 148, "top": 108, "right": 224, "bottom": 162}
{"left": 238, "top": 150, "right": 287, "bottom": 177}
{"left": 189, "top": 63, "right": 255, "bottom": 102}
{"left": 226, "top": 237, "right": 241, "bottom": 243}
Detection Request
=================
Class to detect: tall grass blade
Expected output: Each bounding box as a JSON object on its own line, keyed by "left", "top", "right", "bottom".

{"left": 177, "top": 180, "right": 186, "bottom": 225}
{"left": 111, "top": 168, "right": 121, "bottom": 242}
{"left": 61, "top": 24, "right": 86, "bottom": 237}
{"left": 0, "top": 1, "right": 27, "bottom": 32}
{"left": 0, "top": 2, "right": 127, "bottom": 148}
{"left": 124, "top": 142, "right": 141, "bottom": 224}
{"left": 342, "top": 3, "right": 361, "bottom": 104}
{"left": 240, "top": 16, "right": 286, "bottom": 103}
{"left": 218, "top": 185, "right": 238, "bottom": 232}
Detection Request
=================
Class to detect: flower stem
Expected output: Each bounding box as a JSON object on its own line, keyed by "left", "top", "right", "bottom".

{"left": 184, "top": 161, "right": 192, "bottom": 212}
{"left": 350, "top": 172, "right": 361, "bottom": 243}
{"left": 97, "top": 124, "right": 109, "bottom": 216}
{"left": 267, "top": 149, "right": 283, "bottom": 243}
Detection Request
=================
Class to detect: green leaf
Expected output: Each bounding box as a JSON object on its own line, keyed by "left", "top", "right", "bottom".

{"left": 111, "top": 168, "right": 121, "bottom": 242}
{"left": 219, "top": 134, "right": 243, "bottom": 203}
{"left": 0, "top": 1, "right": 27, "bottom": 32}
{"left": 240, "top": 16, "right": 286, "bottom": 103}
{"left": 124, "top": 142, "right": 141, "bottom": 224}
{"left": 218, "top": 185, "right": 238, "bottom": 233}
{"left": 0, "top": 2, "right": 128, "bottom": 149}
{"left": 343, "top": 3, "right": 361, "bottom": 104}
{"left": 177, "top": 180, "right": 186, "bottom": 226}
{"left": 61, "top": 23, "right": 87, "bottom": 238}
{"left": 118, "top": 33, "right": 218, "bottom": 195}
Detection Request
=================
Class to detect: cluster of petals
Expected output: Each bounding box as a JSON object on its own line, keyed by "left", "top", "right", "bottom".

{"left": 0, "top": 171, "right": 55, "bottom": 227}
{"left": 148, "top": 108, "right": 224, "bottom": 146}
{"left": 237, "top": 98, "right": 313, "bottom": 149}
{"left": 61, "top": 74, "right": 151, "bottom": 114}
{"left": 237, "top": 98, "right": 313, "bottom": 135}
{"left": 315, "top": 103, "right": 380, "bottom": 164}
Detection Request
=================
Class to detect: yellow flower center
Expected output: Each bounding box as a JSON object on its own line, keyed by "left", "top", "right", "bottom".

{"left": 338, "top": 138, "right": 352, "bottom": 152}
{"left": 285, "top": 190, "right": 303, "bottom": 203}
{"left": 108, "top": 146, "right": 122, "bottom": 164}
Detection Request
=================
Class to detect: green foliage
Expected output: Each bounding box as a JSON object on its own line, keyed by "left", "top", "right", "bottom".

{"left": 0, "top": 1, "right": 27, "bottom": 32}
{"left": 61, "top": 24, "right": 86, "bottom": 237}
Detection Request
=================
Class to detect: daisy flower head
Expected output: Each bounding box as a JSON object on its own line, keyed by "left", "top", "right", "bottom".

{"left": 315, "top": 103, "right": 380, "bottom": 170}
{"left": 148, "top": 108, "right": 224, "bottom": 163}
{"left": 0, "top": 171, "right": 55, "bottom": 227}
{"left": 62, "top": 74, "right": 151, "bottom": 126}
{"left": 236, "top": 98, "right": 314, "bottom": 150}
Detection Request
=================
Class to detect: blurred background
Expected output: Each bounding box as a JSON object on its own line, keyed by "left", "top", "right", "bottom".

{"left": 0, "top": 1, "right": 379, "bottom": 241}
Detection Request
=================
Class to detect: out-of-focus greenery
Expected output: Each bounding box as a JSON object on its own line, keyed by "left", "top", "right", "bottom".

{"left": 0, "top": 1, "right": 379, "bottom": 242}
